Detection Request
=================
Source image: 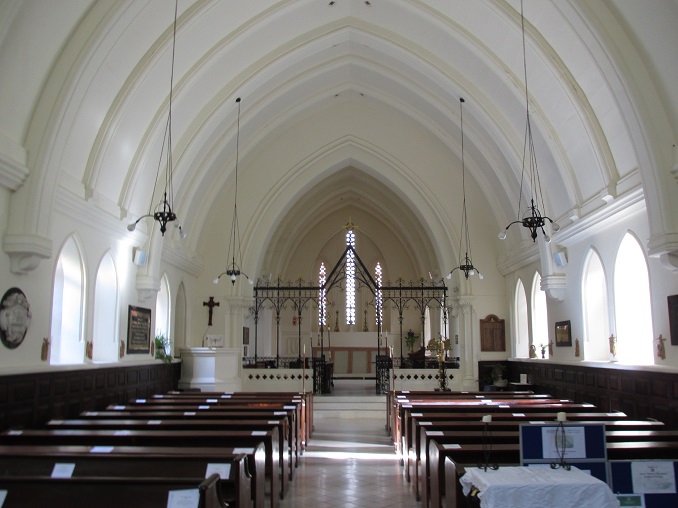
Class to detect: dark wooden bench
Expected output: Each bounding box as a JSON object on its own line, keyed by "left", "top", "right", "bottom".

{"left": 390, "top": 392, "right": 552, "bottom": 449}
{"left": 0, "top": 445, "right": 254, "bottom": 508}
{"left": 404, "top": 410, "right": 629, "bottom": 481}
{"left": 161, "top": 391, "right": 314, "bottom": 446}
{"left": 407, "top": 413, "right": 646, "bottom": 487}
{"left": 0, "top": 427, "right": 282, "bottom": 508}
{"left": 0, "top": 473, "right": 224, "bottom": 508}
{"left": 112, "top": 400, "right": 302, "bottom": 468}
{"left": 396, "top": 399, "right": 598, "bottom": 469}
{"left": 50, "top": 416, "right": 293, "bottom": 487}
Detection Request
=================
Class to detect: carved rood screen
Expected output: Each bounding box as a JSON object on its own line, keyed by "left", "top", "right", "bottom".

{"left": 251, "top": 244, "right": 448, "bottom": 367}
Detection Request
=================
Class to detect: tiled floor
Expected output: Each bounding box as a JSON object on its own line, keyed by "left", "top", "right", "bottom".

{"left": 280, "top": 381, "right": 421, "bottom": 507}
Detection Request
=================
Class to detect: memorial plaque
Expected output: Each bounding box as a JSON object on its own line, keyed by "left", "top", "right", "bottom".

{"left": 127, "top": 305, "right": 151, "bottom": 354}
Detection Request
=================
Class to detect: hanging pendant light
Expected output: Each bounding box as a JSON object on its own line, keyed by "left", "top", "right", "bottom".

{"left": 214, "top": 98, "right": 253, "bottom": 286}
{"left": 127, "top": 0, "right": 185, "bottom": 238}
{"left": 448, "top": 98, "right": 482, "bottom": 281}
{"left": 499, "top": 0, "right": 558, "bottom": 243}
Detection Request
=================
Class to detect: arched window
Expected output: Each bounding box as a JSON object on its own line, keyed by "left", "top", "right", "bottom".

{"left": 582, "top": 249, "right": 609, "bottom": 361}
{"left": 531, "top": 273, "right": 549, "bottom": 358}
{"left": 514, "top": 279, "right": 529, "bottom": 357}
{"left": 155, "top": 274, "right": 171, "bottom": 352}
{"left": 345, "top": 229, "right": 356, "bottom": 325}
{"left": 614, "top": 233, "right": 653, "bottom": 364}
{"left": 50, "top": 236, "right": 85, "bottom": 365}
{"left": 92, "top": 252, "right": 118, "bottom": 362}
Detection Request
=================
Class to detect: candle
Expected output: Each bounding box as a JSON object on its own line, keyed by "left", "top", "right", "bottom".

{"left": 556, "top": 412, "right": 567, "bottom": 422}
{"left": 482, "top": 415, "right": 492, "bottom": 423}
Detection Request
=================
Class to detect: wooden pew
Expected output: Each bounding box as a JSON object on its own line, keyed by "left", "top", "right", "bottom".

{"left": 429, "top": 434, "right": 678, "bottom": 508}
{"left": 396, "top": 399, "right": 597, "bottom": 468}
{"left": 392, "top": 395, "right": 580, "bottom": 457}
{"left": 161, "top": 391, "right": 314, "bottom": 445}
{"left": 0, "top": 427, "right": 282, "bottom": 508}
{"left": 82, "top": 408, "right": 297, "bottom": 470}
{"left": 406, "top": 413, "right": 652, "bottom": 493}
{"left": 52, "top": 416, "right": 293, "bottom": 487}
{"left": 0, "top": 473, "right": 224, "bottom": 508}
{"left": 403, "top": 410, "right": 627, "bottom": 481}
{"left": 390, "top": 392, "right": 549, "bottom": 446}
{"left": 116, "top": 399, "right": 303, "bottom": 468}
{"left": 0, "top": 445, "right": 253, "bottom": 508}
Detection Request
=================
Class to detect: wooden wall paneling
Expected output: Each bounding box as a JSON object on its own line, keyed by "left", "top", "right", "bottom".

{"left": 0, "top": 363, "right": 180, "bottom": 431}
{"left": 508, "top": 361, "right": 678, "bottom": 423}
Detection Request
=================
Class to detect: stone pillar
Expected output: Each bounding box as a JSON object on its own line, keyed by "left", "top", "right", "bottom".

{"left": 222, "top": 296, "right": 252, "bottom": 349}
{"left": 458, "top": 300, "right": 477, "bottom": 390}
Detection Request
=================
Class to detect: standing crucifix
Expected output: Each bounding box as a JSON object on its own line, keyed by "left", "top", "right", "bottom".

{"left": 203, "top": 296, "right": 219, "bottom": 326}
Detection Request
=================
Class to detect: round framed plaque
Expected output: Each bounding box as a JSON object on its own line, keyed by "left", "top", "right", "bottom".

{"left": 0, "top": 287, "right": 32, "bottom": 349}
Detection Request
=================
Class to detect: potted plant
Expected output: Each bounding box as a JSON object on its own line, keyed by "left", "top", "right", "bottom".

{"left": 154, "top": 333, "right": 172, "bottom": 363}
{"left": 405, "top": 329, "right": 419, "bottom": 353}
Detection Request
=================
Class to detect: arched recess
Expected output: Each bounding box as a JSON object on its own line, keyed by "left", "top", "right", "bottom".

{"left": 582, "top": 248, "right": 609, "bottom": 361}
{"left": 514, "top": 279, "right": 529, "bottom": 358}
{"left": 50, "top": 235, "right": 86, "bottom": 365}
{"left": 155, "top": 274, "right": 171, "bottom": 354}
{"left": 92, "top": 251, "right": 118, "bottom": 363}
{"left": 241, "top": 139, "right": 457, "bottom": 287}
{"left": 531, "top": 272, "right": 549, "bottom": 358}
{"left": 173, "top": 282, "right": 187, "bottom": 356}
{"left": 614, "top": 233, "right": 653, "bottom": 364}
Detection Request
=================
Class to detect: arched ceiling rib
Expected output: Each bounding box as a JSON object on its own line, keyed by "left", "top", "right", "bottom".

{"left": 2, "top": 0, "right": 675, "bottom": 265}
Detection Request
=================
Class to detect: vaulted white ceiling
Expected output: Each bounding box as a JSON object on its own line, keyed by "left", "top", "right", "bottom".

{"left": 1, "top": 0, "right": 677, "bottom": 277}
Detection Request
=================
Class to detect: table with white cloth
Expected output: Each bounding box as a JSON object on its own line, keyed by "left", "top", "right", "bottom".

{"left": 459, "top": 465, "right": 619, "bottom": 508}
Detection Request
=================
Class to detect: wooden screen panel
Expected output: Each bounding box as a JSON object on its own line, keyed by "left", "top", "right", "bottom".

{"left": 480, "top": 314, "right": 505, "bottom": 351}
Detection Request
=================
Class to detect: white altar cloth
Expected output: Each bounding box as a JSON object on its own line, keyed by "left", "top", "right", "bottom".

{"left": 459, "top": 466, "right": 619, "bottom": 508}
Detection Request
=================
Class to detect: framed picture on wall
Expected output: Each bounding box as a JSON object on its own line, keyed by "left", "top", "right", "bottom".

{"left": 669, "top": 295, "right": 678, "bottom": 345}
{"left": 555, "top": 320, "right": 572, "bottom": 347}
{"left": 127, "top": 305, "right": 151, "bottom": 354}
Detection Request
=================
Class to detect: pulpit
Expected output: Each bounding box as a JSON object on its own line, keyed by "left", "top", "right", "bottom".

{"left": 178, "top": 347, "right": 242, "bottom": 391}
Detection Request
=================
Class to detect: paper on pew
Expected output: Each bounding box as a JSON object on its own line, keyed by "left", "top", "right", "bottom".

{"left": 252, "top": 431, "right": 267, "bottom": 436}
{"left": 51, "top": 463, "right": 75, "bottom": 478}
{"left": 205, "top": 463, "right": 231, "bottom": 479}
{"left": 0, "top": 490, "right": 6, "bottom": 507}
{"left": 166, "top": 488, "right": 200, "bottom": 508}
{"left": 90, "top": 446, "right": 114, "bottom": 453}
{"left": 232, "top": 448, "right": 254, "bottom": 454}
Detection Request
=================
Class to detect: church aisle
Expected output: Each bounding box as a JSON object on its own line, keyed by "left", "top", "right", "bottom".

{"left": 279, "top": 417, "right": 421, "bottom": 508}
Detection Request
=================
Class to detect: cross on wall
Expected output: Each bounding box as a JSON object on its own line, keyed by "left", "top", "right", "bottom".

{"left": 203, "top": 296, "right": 219, "bottom": 326}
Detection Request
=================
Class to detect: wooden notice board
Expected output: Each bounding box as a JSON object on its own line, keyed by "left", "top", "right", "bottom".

{"left": 480, "top": 314, "right": 505, "bottom": 351}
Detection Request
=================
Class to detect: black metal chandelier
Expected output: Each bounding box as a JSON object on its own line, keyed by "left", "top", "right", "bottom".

{"left": 448, "top": 98, "right": 482, "bottom": 281}
{"left": 127, "top": 0, "right": 184, "bottom": 238}
{"left": 214, "top": 98, "right": 252, "bottom": 286}
{"left": 499, "top": 0, "right": 559, "bottom": 243}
